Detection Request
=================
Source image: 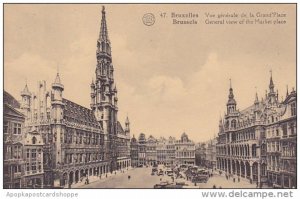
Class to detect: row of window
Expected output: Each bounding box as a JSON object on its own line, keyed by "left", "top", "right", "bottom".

{"left": 231, "top": 130, "right": 256, "bottom": 142}
{"left": 3, "top": 165, "right": 21, "bottom": 174}
{"left": 4, "top": 145, "right": 23, "bottom": 160}
{"left": 26, "top": 161, "right": 42, "bottom": 173}
{"left": 216, "top": 144, "right": 261, "bottom": 157}
{"left": 3, "top": 122, "right": 22, "bottom": 135}
{"left": 63, "top": 130, "right": 104, "bottom": 146}
{"left": 176, "top": 151, "right": 195, "bottom": 158}
{"left": 29, "top": 111, "right": 51, "bottom": 121}
{"left": 26, "top": 149, "right": 42, "bottom": 160}
{"left": 282, "top": 145, "right": 296, "bottom": 157}
{"left": 267, "top": 142, "right": 280, "bottom": 152}
{"left": 64, "top": 153, "right": 105, "bottom": 164}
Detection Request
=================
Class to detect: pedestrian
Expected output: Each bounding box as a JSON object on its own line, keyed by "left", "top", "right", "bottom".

{"left": 256, "top": 181, "right": 259, "bottom": 188}
{"left": 128, "top": 175, "right": 131, "bottom": 180}
{"left": 213, "top": 185, "right": 216, "bottom": 189}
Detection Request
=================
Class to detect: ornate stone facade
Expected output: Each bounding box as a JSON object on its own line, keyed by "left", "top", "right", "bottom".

{"left": 216, "top": 73, "right": 297, "bottom": 188}
{"left": 8, "top": 7, "right": 131, "bottom": 188}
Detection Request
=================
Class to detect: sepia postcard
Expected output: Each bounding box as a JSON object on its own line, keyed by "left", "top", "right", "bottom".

{"left": 2, "top": 3, "right": 297, "bottom": 193}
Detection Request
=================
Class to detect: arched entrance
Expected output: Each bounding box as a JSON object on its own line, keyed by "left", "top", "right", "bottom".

{"left": 232, "top": 160, "right": 236, "bottom": 174}
{"left": 236, "top": 161, "right": 240, "bottom": 176}
{"left": 241, "top": 161, "right": 245, "bottom": 177}
{"left": 61, "top": 172, "right": 68, "bottom": 186}
{"left": 227, "top": 159, "right": 231, "bottom": 174}
{"left": 252, "top": 162, "right": 258, "bottom": 182}
{"left": 245, "top": 161, "right": 251, "bottom": 178}
{"left": 75, "top": 170, "right": 79, "bottom": 183}
{"left": 69, "top": 171, "right": 74, "bottom": 185}
{"left": 80, "top": 169, "right": 84, "bottom": 181}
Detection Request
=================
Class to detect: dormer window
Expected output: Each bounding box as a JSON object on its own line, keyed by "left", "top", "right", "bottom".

{"left": 32, "top": 136, "right": 37, "bottom": 144}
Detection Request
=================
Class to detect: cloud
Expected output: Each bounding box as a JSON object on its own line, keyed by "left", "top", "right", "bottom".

{"left": 147, "top": 75, "right": 186, "bottom": 104}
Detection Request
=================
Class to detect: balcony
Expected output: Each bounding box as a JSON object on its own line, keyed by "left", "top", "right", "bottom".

{"left": 281, "top": 155, "right": 296, "bottom": 160}
{"left": 281, "top": 169, "right": 296, "bottom": 175}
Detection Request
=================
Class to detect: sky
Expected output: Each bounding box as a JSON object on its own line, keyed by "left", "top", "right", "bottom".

{"left": 4, "top": 4, "right": 296, "bottom": 142}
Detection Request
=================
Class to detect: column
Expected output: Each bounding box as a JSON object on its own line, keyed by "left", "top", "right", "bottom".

{"left": 244, "top": 162, "right": 247, "bottom": 178}
{"left": 73, "top": 172, "right": 75, "bottom": 184}
{"left": 258, "top": 163, "right": 261, "bottom": 186}
{"left": 226, "top": 159, "right": 228, "bottom": 173}
{"left": 221, "top": 159, "right": 224, "bottom": 171}
{"left": 239, "top": 162, "right": 242, "bottom": 176}
{"left": 250, "top": 165, "right": 253, "bottom": 182}
{"left": 41, "top": 177, "right": 44, "bottom": 188}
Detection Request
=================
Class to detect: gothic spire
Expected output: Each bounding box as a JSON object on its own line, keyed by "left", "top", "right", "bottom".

{"left": 21, "top": 81, "right": 31, "bottom": 97}
{"left": 254, "top": 87, "right": 259, "bottom": 104}
{"left": 99, "top": 6, "right": 110, "bottom": 43}
{"left": 125, "top": 115, "right": 130, "bottom": 124}
{"left": 269, "top": 70, "right": 274, "bottom": 92}
{"left": 227, "top": 78, "right": 236, "bottom": 105}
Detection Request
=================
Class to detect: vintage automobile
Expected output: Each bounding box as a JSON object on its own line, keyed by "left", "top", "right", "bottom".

{"left": 152, "top": 167, "right": 158, "bottom": 173}
{"left": 157, "top": 170, "right": 164, "bottom": 176}
{"left": 166, "top": 169, "right": 173, "bottom": 176}
{"left": 192, "top": 175, "right": 209, "bottom": 183}
{"left": 154, "top": 182, "right": 183, "bottom": 189}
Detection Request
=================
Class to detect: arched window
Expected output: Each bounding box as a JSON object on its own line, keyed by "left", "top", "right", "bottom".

{"left": 231, "top": 120, "right": 236, "bottom": 129}
{"left": 32, "top": 136, "right": 37, "bottom": 144}
{"left": 271, "top": 116, "right": 274, "bottom": 123}
{"left": 252, "top": 144, "right": 257, "bottom": 157}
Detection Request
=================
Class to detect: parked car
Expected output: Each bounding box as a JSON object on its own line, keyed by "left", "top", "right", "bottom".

{"left": 152, "top": 167, "right": 158, "bottom": 173}
{"left": 154, "top": 182, "right": 183, "bottom": 189}
{"left": 166, "top": 169, "right": 173, "bottom": 176}
{"left": 157, "top": 170, "right": 164, "bottom": 176}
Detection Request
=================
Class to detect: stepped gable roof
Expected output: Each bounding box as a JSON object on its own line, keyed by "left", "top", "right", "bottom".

{"left": 4, "top": 91, "right": 21, "bottom": 109}
{"left": 117, "top": 121, "right": 125, "bottom": 135}
{"left": 62, "top": 98, "right": 100, "bottom": 128}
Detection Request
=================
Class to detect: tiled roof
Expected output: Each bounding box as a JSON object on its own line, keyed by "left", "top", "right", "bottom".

{"left": 4, "top": 91, "right": 21, "bottom": 109}
{"left": 62, "top": 98, "right": 100, "bottom": 128}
